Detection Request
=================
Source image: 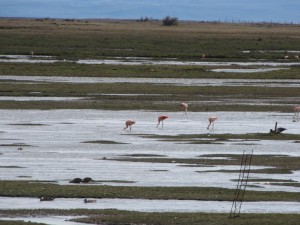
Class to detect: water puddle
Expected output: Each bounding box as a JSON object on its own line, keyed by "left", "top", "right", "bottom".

{"left": 210, "top": 68, "right": 288, "bottom": 73}
{"left": 0, "top": 96, "right": 85, "bottom": 101}
{"left": 242, "top": 50, "right": 300, "bottom": 54}
{"left": 1, "top": 55, "right": 300, "bottom": 67}
{"left": 77, "top": 59, "right": 300, "bottom": 67}
{"left": 0, "top": 197, "right": 299, "bottom": 213}
{"left": 1, "top": 75, "right": 300, "bottom": 87}
{"left": 0, "top": 54, "right": 60, "bottom": 63}
{"left": 0, "top": 216, "right": 87, "bottom": 225}
{"left": 1, "top": 216, "right": 87, "bottom": 225}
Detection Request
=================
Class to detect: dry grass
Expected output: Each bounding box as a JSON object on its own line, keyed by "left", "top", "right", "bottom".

{"left": 1, "top": 18, "right": 300, "bottom": 36}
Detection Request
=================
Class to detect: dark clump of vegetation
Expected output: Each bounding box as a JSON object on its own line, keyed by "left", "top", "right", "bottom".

{"left": 162, "top": 16, "right": 178, "bottom": 26}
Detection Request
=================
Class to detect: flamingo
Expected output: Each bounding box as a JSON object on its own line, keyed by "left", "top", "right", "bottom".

{"left": 293, "top": 106, "right": 300, "bottom": 122}
{"left": 156, "top": 115, "right": 169, "bottom": 128}
{"left": 180, "top": 102, "right": 188, "bottom": 115}
{"left": 207, "top": 116, "right": 217, "bottom": 129}
{"left": 123, "top": 120, "right": 136, "bottom": 130}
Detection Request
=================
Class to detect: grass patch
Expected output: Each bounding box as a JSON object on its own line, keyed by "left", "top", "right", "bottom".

{"left": 199, "top": 153, "right": 300, "bottom": 170}
{"left": 1, "top": 63, "right": 300, "bottom": 79}
{"left": 0, "top": 166, "right": 26, "bottom": 169}
{"left": 73, "top": 211, "right": 300, "bottom": 225}
{"left": 1, "top": 209, "right": 300, "bottom": 225}
{"left": 0, "top": 81, "right": 299, "bottom": 111}
{"left": 0, "top": 180, "right": 299, "bottom": 202}
{"left": 112, "top": 153, "right": 300, "bottom": 174}
{"left": 1, "top": 19, "right": 300, "bottom": 61}
{"left": 143, "top": 133, "right": 300, "bottom": 141}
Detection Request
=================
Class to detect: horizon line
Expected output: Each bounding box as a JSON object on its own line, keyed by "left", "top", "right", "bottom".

{"left": 1, "top": 16, "right": 299, "bottom": 25}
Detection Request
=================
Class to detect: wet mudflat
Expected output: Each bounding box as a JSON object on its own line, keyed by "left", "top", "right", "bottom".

{"left": 0, "top": 110, "right": 299, "bottom": 192}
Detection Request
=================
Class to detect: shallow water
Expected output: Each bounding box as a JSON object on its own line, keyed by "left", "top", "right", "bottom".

{"left": 0, "top": 96, "right": 85, "bottom": 101}
{"left": 1, "top": 75, "right": 300, "bottom": 88}
{"left": 1, "top": 55, "right": 300, "bottom": 67}
{"left": 0, "top": 197, "right": 299, "bottom": 214}
{"left": 1, "top": 216, "right": 87, "bottom": 225}
{"left": 210, "top": 68, "right": 288, "bottom": 73}
{"left": 76, "top": 58, "right": 300, "bottom": 67}
{"left": 0, "top": 110, "right": 299, "bottom": 192}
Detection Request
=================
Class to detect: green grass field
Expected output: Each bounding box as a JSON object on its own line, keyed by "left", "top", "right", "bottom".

{"left": 1, "top": 19, "right": 300, "bottom": 60}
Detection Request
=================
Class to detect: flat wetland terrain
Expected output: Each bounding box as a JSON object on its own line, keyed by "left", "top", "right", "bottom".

{"left": 0, "top": 18, "right": 300, "bottom": 225}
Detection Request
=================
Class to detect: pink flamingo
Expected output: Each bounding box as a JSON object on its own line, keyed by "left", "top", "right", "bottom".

{"left": 207, "top": 116, "right": 217, "bottom": 129}
{"left": 156, "top": 115, "right": 169, "bottom": 128}
{"left": 293, "top": 106, "right": 300, "bottom": 122}
{"left": 123, "top": 120, "right": 135, "bottom": 130}
{"left": 180, "top": 102, "right": 188, "bottom": 115}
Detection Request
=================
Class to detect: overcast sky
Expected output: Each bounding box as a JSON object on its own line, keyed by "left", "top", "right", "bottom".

{"left": 1, "top": 0, "right": 299, "bottom": 23}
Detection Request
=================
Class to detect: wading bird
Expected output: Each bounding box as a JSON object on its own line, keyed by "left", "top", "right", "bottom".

{"left": 207, "top": 116, "right": 218, "bottom": 129}
{"left": 293, "top": 106, "right": 300, "bottom": 122}
{"left": 123, "top": 120, "right": 136, "bottom": 130}
{"left": 270, "top": 127, "right": 287, "bottom": 134}
{"left": 39, "top": 196, "right": 55, "bottom": 201}
{"left": 180, "top": 102, "right": 188, "bottom": 115}
{"left": 84, "top": 199, "right": 97, "bottom": 203}
{"left": 157, "top": 115, "right": 169, "bottom": 128}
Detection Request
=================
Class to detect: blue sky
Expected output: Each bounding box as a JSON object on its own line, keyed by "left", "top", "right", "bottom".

{"left": 1, "top": 0, "right": 299, "bottom": 23}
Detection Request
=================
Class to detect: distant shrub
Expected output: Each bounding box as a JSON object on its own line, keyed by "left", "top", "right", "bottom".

{"left": 140, "top": 16, "right": 150, "bottom": 22}
{"left": 162, "top": 16, "right": 178, "bottom": 26}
